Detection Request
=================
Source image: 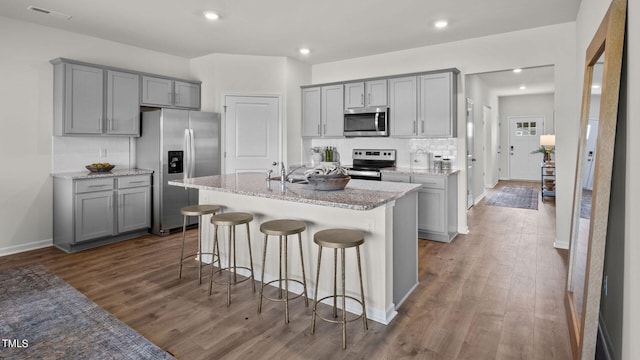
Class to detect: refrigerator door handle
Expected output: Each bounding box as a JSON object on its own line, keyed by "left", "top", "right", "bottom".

{"left": 189, "top": 128, "right": 196, "bottom": 178}
{"left": 184, "top": 129, "right": 190, "bottom": 188}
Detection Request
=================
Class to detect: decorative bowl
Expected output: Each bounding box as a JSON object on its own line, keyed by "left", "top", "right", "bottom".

{"left": 85, "top": 163, "right": 115, "bottom": 173}
{"left": 306, "top": 174, "right": 351, "bottom": 191}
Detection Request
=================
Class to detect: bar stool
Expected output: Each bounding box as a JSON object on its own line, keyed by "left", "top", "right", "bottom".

{"left": 209, "top": 212, "right": 255, "bottom": 306}
{"left": 311, "top": 228, "right": 368, "bottom": 349}
{"left": 257, "top": 219, "right": 309, "bottom": 323}
{"left": 179, "top": 204, "right": 221, "bottom": 284}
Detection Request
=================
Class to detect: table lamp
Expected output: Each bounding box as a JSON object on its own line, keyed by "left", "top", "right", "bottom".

{"left": 540, "top": 134, "right": 556, "bottom": 163}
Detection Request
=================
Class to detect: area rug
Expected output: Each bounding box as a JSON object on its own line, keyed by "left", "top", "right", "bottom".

{"left": 485, "top": 185, "right": 539, "bottom": 210}
{"left": 0, "top": 263, "right": 174, "bottom": 360}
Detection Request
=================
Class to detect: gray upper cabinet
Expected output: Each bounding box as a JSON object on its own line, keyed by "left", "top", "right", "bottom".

{"left": 174, "top": 81, "right": 201, "bottom": 109}
{"left": 302, "top": 87, "right": 322, "bottom": 137}
{"left": 58, "top": 63, "right": 104, "bottom": 135}
{"left": 53, "top": 60, "right": 140, "bottom": 136}
{"left": 365, "top": 79, "right": 388, "bottom": 107}
{"left": 344, "top": 80, "right": 388, "bottom": 109}
{"left": 344, "top": 82, "right": 365, "bottom": 109}
{"left": 302, "top": 85, "right": 344, "bottom": 138}
{"left": 389, "top": 76, "right": 418, "bottom": 137}
{"left": 141, "top": 76, "right": 201, "bottom": 109}
{"left": 141, "top": 76, "right": 173, "bottom": 107}
{"left": 106, "top": 70, "right": 140, "bottom": 136}
{"left": 321, "top": 85, "right": 344, "bottom": 137}
{"left": 419, "top": 72, "right": 457, "bottom": 137}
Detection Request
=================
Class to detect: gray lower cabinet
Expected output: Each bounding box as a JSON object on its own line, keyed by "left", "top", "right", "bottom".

{"left": 382, "top": 172, "right": 458, "bottom": 242}
{"left": 54, "top": 174, "right": 151, "bottom": 252}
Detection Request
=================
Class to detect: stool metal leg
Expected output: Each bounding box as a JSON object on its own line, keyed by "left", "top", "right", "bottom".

{"left": 278, "top": 235, "right": 283, "bottom": 299}
{"left": 356, "top": 245, "right": 368, "bottom": 330}
{"left": 333, "top": 248, "right": 338, "bottom": 318}
{"left": 284, "top": 235, "right": 289, "bottom": 323}
{"left": 246, "top": 223, "right": 255, "bottom": 292}
{"left": 227, "top": 225, "right": 233, "bottom": 306}
{"left": 209, "top": 224, "right": 219, "bottom": 295}
{"left": 178, "top": 214, "right": 188, "bottom": 279}
{"left": 258, "top": 233, "right": 268, "bottom": 314}
{"left": 311, "top": 245, "right": 323, "bottom": 334}
{"left": 298, "top": 232, "right": 309, "bottom": 307}
{"left": 341, "top": 248, "right": 347, "bottom": 350}
{"left": 197, "top": 215, "right": 203, "bottom": 285}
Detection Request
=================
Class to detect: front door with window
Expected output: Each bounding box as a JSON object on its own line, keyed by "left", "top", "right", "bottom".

{"left": 509, "top": 116, "right": 545, "bottom": 180}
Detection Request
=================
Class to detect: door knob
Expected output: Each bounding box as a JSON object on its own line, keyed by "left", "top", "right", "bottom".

{"left": 272, "top": 161, "right": 278, "bottom": 166}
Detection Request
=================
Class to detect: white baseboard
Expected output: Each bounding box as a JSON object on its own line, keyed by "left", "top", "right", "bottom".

{"left": 554, "top": 238, "right": 569, "bottom": 250}
{"left": 474, "top": 190, "right": 486, "bottom": 205}
{"left": 458, "top": 226, "right": 469, "bottom": 235}
{"left": 0, "top": 238, "right": 53, "bottom": 257}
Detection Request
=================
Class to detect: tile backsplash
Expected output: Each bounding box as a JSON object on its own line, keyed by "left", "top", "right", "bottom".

{"left": 307, "top": 137, "right": 458, "bottom": 168}
{"left": 52, "top": 136, "right": 135, "bottom": 173}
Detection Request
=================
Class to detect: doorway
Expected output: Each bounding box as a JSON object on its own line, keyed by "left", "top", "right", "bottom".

{"left": 223, "top": 95, "right": 281, "bottom": 173}
{"left": 466, "top": 98, "right": 474, "bottom": 209}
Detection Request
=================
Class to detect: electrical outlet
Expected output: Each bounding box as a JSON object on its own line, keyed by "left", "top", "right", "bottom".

{"left": 365, "top": 219, "right": 375, "bottom": 232}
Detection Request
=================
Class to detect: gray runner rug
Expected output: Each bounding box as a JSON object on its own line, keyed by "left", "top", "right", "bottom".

{"left": 485, "top": 185, "right": 539, "bottom": 210}
{"left": 0, "top": 263, "right": 174, "bottom": 360}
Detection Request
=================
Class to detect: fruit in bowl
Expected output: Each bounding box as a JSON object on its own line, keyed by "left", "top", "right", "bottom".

{"left": 86, "top": 163, "right": 115, "bottom": 172}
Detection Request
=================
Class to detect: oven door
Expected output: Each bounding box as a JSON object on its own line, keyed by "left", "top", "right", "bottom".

{"left": 343, "top": 108, "right": 388, "bottom": 137}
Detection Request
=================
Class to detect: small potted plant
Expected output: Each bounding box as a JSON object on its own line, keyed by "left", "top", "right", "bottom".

{"left": 531, "top": 145, "right": 555, "bottom": 163}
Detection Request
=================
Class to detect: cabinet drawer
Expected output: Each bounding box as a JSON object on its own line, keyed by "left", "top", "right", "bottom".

{"left": 76, "top": 178, "right": 114, "bottom": 193}
{"left": 382, "top": 173, "right": 411, "bottom": 183}
{"left": 411, "top": 175, "right": 445, "bottom": 189}
{"left": 118, "top": 175, "right": 151, "bottom": 189}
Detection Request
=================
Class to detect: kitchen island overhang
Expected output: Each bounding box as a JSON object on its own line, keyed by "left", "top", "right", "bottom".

{"left": 170, "top": 173, "right": 420, "bottom": 325}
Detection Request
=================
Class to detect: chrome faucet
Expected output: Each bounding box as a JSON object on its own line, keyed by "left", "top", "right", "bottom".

{"left": 280, "top": 162, "right": 286, "bottom": 185}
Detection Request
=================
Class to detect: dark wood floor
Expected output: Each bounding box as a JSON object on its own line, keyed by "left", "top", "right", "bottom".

{"left": 1, "top": 181, "right": 571, "bottom": 359}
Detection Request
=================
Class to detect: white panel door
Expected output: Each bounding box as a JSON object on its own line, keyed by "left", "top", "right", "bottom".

{"left": 224, "top": 95, "right": 280, "bottom": 173}
{"left": 508, "top": 116, "right": 544, "bottom": 180}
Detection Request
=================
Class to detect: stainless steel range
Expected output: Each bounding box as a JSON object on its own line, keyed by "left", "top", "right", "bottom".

{"left": 347, "top": 149, "right": 396, "bottom": 181}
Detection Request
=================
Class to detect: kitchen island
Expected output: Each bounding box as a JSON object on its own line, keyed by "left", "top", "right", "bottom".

{"left": 169, "top": 173, "right": 420, "bottom": 325}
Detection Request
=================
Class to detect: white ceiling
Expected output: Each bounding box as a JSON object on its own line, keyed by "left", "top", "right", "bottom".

{"left": 472, "top": 65, "right": 556, "bottom": 97}
{"left": 0, "top": 0, "right": 581, "bottom": 64}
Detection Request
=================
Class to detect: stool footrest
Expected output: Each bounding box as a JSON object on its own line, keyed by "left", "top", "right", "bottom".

{"left": 260, "top": 279, "right": 306, "bottom": 303}
{"left": 210, "top": 266, "right": 254, "bottom": 286}
{"left": 313, "top": 294, "right": 366, "bottom": 325}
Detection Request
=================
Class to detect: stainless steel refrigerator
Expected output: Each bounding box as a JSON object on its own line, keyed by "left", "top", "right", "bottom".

{"left": 136, "top": 109, "right": 220, "bottom": 235}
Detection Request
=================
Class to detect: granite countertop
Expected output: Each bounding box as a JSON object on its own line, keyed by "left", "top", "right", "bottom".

{"left": 169, "top": 173, "right": 421, "bottom": 211}
{"left": 51, "top": 168, "right": 154, "bottom": 179}
{"left": 381, "top": 167, "right": 460, "bottom": 176}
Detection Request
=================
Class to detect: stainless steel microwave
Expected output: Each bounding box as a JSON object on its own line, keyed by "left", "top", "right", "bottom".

{"left": 343, "top": 107, "right": 389, "bottom": 137}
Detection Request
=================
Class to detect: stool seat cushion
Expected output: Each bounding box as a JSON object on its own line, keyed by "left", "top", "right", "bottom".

{"left": 211, "top": 212, "right": 253, "bottom": 226}
{"left": 180, "top": 204, "right": 221, "bottom": 216}
{"left": 260, "top": 219, "right": 306, "bottom": 236}
{"left": 313, "top": 229, "right": 365, "bottom": 248}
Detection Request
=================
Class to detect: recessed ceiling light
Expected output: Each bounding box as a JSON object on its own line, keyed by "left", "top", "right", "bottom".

{"left": 203, "top": 11, "right": 219, "bottom": 20}
{"left": 513, "top": 68, "right": 523, "bottom": 73}
{"left": 519, "top": 85, "right": 527, "bottom": 90}
{"left": 299, "top": 48, "right": 310, "bottom": 55}
{"left": 592, "top": 84, "right": 601, "bottom": 89}
{"left": 434, "top": 20, "right": 448, "bottom": 29}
